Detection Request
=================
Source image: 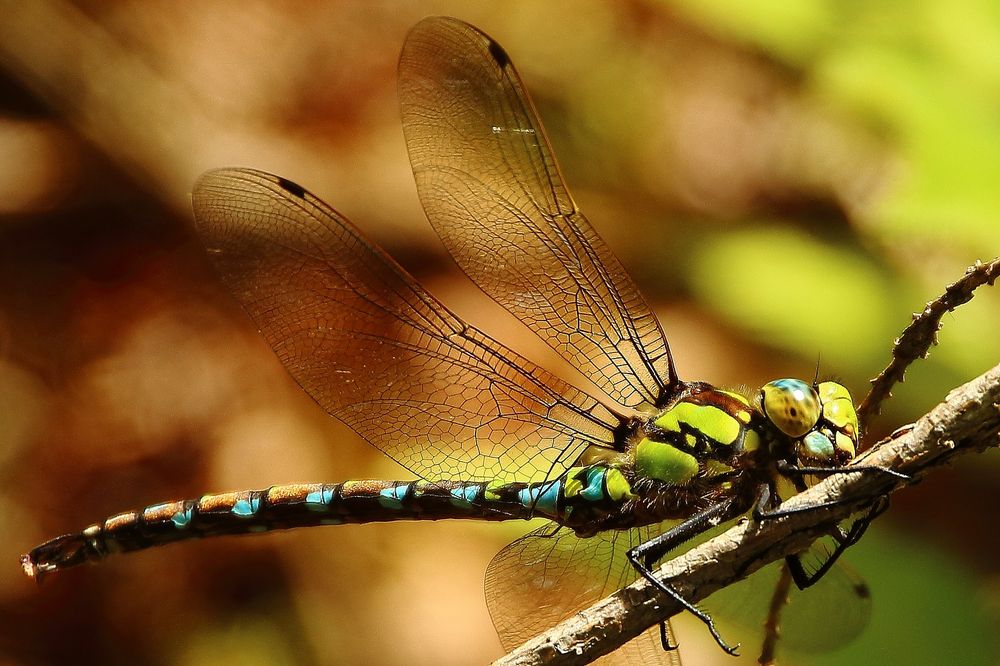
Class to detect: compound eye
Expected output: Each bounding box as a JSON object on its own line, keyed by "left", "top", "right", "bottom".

{"left": 761, "top": 379, "right": 821, "bottom": 438}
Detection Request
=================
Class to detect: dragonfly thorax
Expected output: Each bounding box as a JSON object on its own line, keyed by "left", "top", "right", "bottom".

{"left": 630, "top": 383, "right": 762, "bottom": 487}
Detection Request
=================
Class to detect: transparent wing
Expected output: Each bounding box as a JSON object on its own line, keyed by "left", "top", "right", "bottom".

{"left": 706, "top": 555, "right": 871, "bottom": 655}
{"left": 193, "top": 169, "right": 624, "bottom": 484}
{"left": 486, "top": 524, "right": 681, "bottom": 665}
{"left": 399, "top": 17, "right": 677, "bottom": 410}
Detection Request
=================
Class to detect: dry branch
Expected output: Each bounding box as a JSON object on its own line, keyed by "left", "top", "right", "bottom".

{"left": 858, "top": 258, "right": 1000, "bottom": 429}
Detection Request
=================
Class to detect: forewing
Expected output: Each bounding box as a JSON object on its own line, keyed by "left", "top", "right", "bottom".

{"left": 486, "top": 525, "right": 681, "bottom": 665}
{"left": 193, "top": 168, "right": 622, "bottom": 484}
{"left": 399, "top": 17, "right": 676, "bottom": 409}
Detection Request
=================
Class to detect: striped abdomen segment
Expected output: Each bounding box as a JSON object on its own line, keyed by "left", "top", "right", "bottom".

{"left": 21, "top": 479, "right": 538, "bottom": 579}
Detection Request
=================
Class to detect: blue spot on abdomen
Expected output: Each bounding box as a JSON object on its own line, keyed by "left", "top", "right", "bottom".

{"left": 580, "top": 468, "right": 607, "bottom": 502}
{"left": 305, "top": 486, "right": 336, "bottom": 509}
{"left": 232, "top": 496, "right": 261, "bottom": 517}
{"left": 518, "top": 480, "right": 561, "bottom": 517}
{"left": 449, "top": 485, "right": 479, "bottom": 508}
{"left": 378, "top": 484, "right": 409, "bottom": 509}
{"left": 172, "top": 507, "right": 193, "bottom": 528}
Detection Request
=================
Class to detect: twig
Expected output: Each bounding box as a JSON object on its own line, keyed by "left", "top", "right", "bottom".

{"left": 758, "top": 562, "right": 793, "bottom": 666}
{"left": 495, "top": 362, "right": 1000, "bottom": 666}
{"left": 857, "top": 258, "right": 1000, "bottom": 431}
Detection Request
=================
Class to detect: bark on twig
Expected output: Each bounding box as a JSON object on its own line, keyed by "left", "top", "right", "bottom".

{"left": 495, "top": 363, "right": 1000, "bottom": 666}
{"left": 857, "top": 258, "right": 1000, "bottom": 430}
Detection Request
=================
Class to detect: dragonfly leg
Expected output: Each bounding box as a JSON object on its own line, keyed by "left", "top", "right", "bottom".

{"left": 778, "top": 460, "right": 910, "bottom": 482}
{"left": 760, "top": 459, "right": 903, "bottom": 519}
{"left": 627, "top": 497, "right": 746, "bottom": 656}
{"left": 659, "top": 621, "right": 677, "bottom": 652}
{"left": 784, "top": 495, "right": 890, "bottom": 589}
{"left": 754, "top": 474, "right": 892, "bottom": 589}
{"left": 757, "top": 460, "right": 905, "bottom": 523}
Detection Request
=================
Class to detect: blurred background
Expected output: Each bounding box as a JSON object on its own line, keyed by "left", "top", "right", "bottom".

{"left": 0, "top": 1, "right": 998, "bottom": 664}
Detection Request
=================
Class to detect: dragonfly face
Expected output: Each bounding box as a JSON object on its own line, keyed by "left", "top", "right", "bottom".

{"left": 758, "top": 378, "right": 860, "bottom": 466}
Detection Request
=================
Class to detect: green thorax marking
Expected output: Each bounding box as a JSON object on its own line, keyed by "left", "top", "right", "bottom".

{"left": 634, "top": 386, "right": 758, "bottom": 485}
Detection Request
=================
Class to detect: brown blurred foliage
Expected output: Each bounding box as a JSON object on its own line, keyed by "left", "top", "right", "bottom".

{"left": 0, "top": 2, "right": 996, "bottom": 665}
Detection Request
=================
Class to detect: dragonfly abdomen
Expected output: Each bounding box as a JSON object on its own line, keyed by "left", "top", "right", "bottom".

{"left": 22, "top": 479, "right": 543, "bottom": 580}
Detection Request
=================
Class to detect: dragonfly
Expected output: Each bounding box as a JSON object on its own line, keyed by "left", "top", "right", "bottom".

{"left": 22, "top": 16, "right": 905, "bottom": 663}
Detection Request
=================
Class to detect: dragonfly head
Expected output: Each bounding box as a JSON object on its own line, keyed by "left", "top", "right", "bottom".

{"left": 759, "top": 378, "right": 859, "bottom": 467}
